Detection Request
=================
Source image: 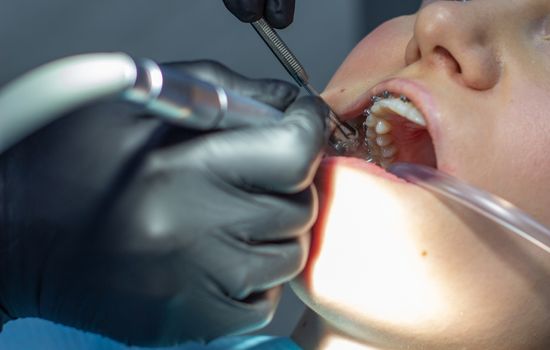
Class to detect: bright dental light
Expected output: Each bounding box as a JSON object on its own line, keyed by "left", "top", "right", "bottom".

{"left": 309, "top": 164, "right": 447, "bottom": 329}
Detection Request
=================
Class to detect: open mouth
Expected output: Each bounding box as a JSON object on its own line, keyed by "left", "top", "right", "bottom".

{"left": 349, "top": 90, "right": 437, "bottom": 170}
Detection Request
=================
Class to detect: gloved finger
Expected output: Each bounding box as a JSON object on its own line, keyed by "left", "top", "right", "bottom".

{"left": 219, "top": 286, "right": 283, "bottom": 338}
{"left": 151, "top": 96, "right": 327, "bottom": 192}
{"left": 202, "top": 96, "right": 328, "bottom": 193}
{"left": 162, "top": 60, "right": 299, "bottom": 110}
{"left": 223, "top": 0, "right": 265, "bottom": 23}
{"left": 96, "top": 285, "right": 282, "bottom": 344}
{"left": 228, "top": 187, "right": 318, "bottom": 242}
{"left": 152, "top": 282, "right": 282, "bottom": 342}
{"left": 265, "top": 0, "right": 295, "bottom": 29}
{"left": 215, "top": 234, "right": 310, "bottom": 300}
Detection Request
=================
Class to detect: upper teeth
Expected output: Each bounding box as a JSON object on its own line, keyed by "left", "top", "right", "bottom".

{"left": 361, "top": 91, "right": 427, "bottom": 167}
{"left": 370, "top": 97, "right": 426, "bottom": 126}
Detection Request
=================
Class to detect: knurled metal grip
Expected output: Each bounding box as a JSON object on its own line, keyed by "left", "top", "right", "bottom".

{"left": 251, "top": 19, "right": 309, "bottom": 86}
{"left": 251, "top": 18, "right": 360, "bottom": 156}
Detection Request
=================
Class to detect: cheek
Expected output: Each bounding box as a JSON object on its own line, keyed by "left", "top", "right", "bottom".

{"left": 454, "top": 81, "right": 550, "bottom": 227}
{"left": 323, "top": 16, "right": 416, "bottom": 108}
{"left": 293, "top": 162, "right": 550, "bottom": 348}
{"left": 492, "top": 101, "right": 550, "bottom": 219}
{"left": 296, "top": 166, "right": 455, "bottom": 332}
{"left": 499, "top": 82, "right": 550, "bottom": 226}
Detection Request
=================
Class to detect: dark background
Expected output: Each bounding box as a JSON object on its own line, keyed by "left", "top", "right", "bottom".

{"left": 0, "top": 0, "right": 421, "bottom": 337}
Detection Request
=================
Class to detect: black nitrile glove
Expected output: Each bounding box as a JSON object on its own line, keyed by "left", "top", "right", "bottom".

{"left": 224, "top": 0, "right": 295, "bottom": 29}
{"left": 0, "top": 60, "right": 328, "bottom": 345}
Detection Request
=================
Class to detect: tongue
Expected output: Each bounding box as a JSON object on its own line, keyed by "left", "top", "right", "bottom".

{"left": 385, "top": 114, "right": 437, "bottom": 168}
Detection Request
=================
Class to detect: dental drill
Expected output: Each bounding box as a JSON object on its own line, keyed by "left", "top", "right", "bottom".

{"left": 0, "top": 53, "right": 284, "bottom": 154}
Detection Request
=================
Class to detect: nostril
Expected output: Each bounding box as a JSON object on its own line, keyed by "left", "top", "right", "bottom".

{"left": 405, "top": 40, "right": 463, "bottom": 76}
{"left": 405, "top": 38, "right": 421, "bottom": 66}
{"left": 432, "top": 46, "right": 462, "bottom": 74}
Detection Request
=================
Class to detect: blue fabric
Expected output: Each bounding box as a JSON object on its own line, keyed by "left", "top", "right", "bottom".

{"left": 0, "top": 318, "right": 302, "bottom": 350}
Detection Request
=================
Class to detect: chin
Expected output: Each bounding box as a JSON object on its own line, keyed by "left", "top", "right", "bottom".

{"left": 291, "top": 157, "right": 550, "bottom": 349}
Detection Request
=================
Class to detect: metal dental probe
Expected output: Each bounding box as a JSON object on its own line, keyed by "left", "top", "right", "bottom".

{"left": 251, "top": 18, "right": 360, "bottom": 155}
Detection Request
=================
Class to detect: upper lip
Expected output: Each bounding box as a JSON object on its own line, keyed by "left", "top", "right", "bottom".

{"left": 338, "top": 77, "right": 441, "bottom": 160}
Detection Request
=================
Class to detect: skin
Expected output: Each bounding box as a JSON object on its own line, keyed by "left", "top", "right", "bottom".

{"left": 290, "top": 1, "right": 550, "bottom": 349}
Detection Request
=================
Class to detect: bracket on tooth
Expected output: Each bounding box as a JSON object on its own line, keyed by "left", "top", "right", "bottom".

{"left": 373, "top": 91, "right": 411, "bottom": 104}
{"left": 363, "top": 91, "right": 413, "bottom": 167}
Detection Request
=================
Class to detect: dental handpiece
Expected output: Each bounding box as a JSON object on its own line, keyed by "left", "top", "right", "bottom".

{"left": 0, "top": 53, "right": 284, "bottom": 154}
{"left": 251, "top": 18, "right": 360, "bottom": 155}
{"left": 126, "top": 58, "right": 284, "bottom": 129}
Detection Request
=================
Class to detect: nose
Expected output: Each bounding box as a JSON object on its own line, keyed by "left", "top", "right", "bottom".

{"left": 405, "top": 1, "right": 501, "bottom": 90}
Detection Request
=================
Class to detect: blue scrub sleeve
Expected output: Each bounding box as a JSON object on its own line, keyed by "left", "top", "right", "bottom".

{"left": 0, "top": 318, "right": 302, "bottom": 350}
{"left": 0, "top": 309, "right": 8, "bottom": 331}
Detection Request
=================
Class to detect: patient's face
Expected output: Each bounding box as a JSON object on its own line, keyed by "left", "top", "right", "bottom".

{"left": 292, "top": 1, "right": 550, "bottom": 348}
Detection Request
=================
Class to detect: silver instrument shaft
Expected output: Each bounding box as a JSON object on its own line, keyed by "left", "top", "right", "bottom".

{"left": 251, "top": 18, "right": 359, "bottom": 155}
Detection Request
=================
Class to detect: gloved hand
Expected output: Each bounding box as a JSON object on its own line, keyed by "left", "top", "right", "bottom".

{"left": 0, "top": 60, "right": 328, "bottom": 345}
{"left": 223, "top": 0, "right": 295, "bottom": 29}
